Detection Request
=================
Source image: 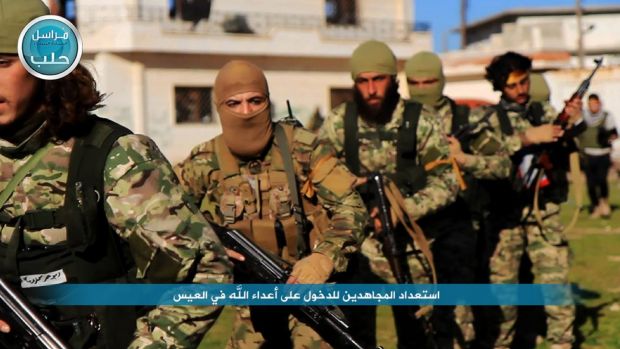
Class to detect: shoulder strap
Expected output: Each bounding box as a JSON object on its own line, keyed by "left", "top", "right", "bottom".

{"left": 274, "top": 124, "right": 309, "bottom": 258}
{"left": 343, "top": 102, "right": 360, "bottom": 176}
{"left": 527, "top": 102, "right": 544, "bottom": 126}
{"left": 64, "top": 117, "right": 132, "bottom": 249}
{"left": 214, "top": 136, "right": 241, "bottom": 178}
{"left": 449, "top": 99, "right": 471, "bottom": 135}
{"left": 494, "top": 104, "right": 514, "bottom": 136}
{"left": 396, "top": 101, "right": 422, "bottom": 173}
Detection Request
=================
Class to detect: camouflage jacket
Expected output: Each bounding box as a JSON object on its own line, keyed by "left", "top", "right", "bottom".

{"left": 470, "top": 98, "right": 557, "bottom": 156}
{"left": 0, "top": 121, "right": 232, "bottom": 349}
{"left": 436, "top": 96, "right": 512, "bottom": 180}
{"left": 174, "top": 121, "right": 367, "bottom": 272}
{"left": 318, "top": 99, "right": 458, "bottom": 221}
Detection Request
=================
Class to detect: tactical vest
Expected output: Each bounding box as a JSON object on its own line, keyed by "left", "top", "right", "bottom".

{"left": 0, "top": 117, "right": 140, "bottom": 348}
{"left": 343, "top": 101, "right": 472, "bottom": 239}
{"left": 344, "top": 101, "right": 426, "bottom": 196}
{"left": 212, "top": 123, "right": 331, "bottom": 265}
{"left": 580, "top": 111, "right": 611, "bottom": 149}
{"left": 448, "top": 98, "right": 471, "bottom": 150}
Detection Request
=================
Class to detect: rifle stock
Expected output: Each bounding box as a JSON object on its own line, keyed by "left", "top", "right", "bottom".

{"left": 0, "top": 278, "right": 69, "bottom": 349}
{"left": 211, "top": 224, "right": 382, "bottom": 349}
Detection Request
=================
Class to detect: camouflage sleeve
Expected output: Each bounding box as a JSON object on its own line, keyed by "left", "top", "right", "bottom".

{"left": 297, "top": 128, "right": 368, "bottom": 272}
{"left": 102, "top": 134, "right": 232, "bottom": 349}
{"left": 405, "top": 112, "right": 459, "bottom": 220}
{"left": 173, "top": 142, "right": 213, "bottom": 207}
{"left": 541, "top": 101, "right": 559, "bottom": 124}
{"left": 316, "top": 103, "right": 347, "bottom": 155}
{"left": 460, "top": 107, "right": 512, "bottom": 179}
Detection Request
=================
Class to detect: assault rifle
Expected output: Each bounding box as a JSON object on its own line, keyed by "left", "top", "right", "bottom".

{"left": 365, "top": 173, "right": 437, "bottom": 348}
{"left": 516, "top": 58, "right": 603, "bottom": 191}
{"left": 0, "top": 278, "right": 69, "bottom": 349}
{"left": 451, "top": 110, "right": 494, "bottom": 144}
{"left": 211, "top": 224, "right": 382, "bottom": 349}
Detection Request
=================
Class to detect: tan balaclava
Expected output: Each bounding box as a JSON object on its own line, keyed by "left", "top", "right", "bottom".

{"left": 350, "top": 40, "right": 397, "bottom": 79}
{"left": 214, "top": 60, "right": 272, "bottom": 158}
{"left": 0, "top": 0, "right": 50, "bottom": 54}
{"left": 529, "top": 73, "right": 550, "bottom": 102}
{"left": 405, "top": 51, "right": 445, "bottom": 105}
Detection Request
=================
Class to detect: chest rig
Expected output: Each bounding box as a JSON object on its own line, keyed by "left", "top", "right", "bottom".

{"left": 213, "top": 123, "right": 328, "bottom": 262}
{"left": 344, "top": 100, "right": 426, "bottom": 196}
{"left": 0, "top": 117, "right": 140, "bottom": 349}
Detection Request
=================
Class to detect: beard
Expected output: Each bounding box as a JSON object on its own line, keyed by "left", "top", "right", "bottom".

{"left": 354, "top": 79, "right": 401, "bottom": 125}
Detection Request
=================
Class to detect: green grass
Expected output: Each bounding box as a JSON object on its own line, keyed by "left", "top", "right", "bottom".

{"left": 199, "top": 179, "right": 620, "bottom": 349}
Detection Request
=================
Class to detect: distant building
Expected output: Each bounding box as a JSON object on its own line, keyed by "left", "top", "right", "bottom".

{"left": 72, "top": 0, "right": 431, "bottom": 161}
{"left": 440, "top": 5, "right": 620, "bottom": 116}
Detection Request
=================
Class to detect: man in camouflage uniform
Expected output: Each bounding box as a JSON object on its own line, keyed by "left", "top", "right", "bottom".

{"left": 318, "top": 40, "right": 459, "bottom": 349}
{"left": 0, "top": 1, "right": 232, "bottom": 348}
{"left": 464, "top": 52, "right": 581, "bottom": 349}
{"left": 174, "top": 60, "right": 367, "bottom": 349}
{"left": 404, "top": 51, "right": 513, "bottom": 349}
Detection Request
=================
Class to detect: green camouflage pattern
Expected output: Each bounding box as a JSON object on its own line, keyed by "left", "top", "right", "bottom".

{"left": 0, "top": 133, "right": 232, "bottom": 349}
{"left": 439, "top": 97, "right": 512, "bottom": 180}
{"left": 477, "top": 99, "right": 575, "bottom": 347}
{"left": 469, "top": 100, "right": 557, "bottom": 156}
{"left": 489, "top": 203, "right": 574, "bottom": 347}
{"left": 175, "top": 121, "right": 367, "bottom": 347}
{"left": 175, "top": 121, "right": 367, "bottom": 273}
{"left": 319, "top": 99, "right": 459, "bottom": 221}
{"left": 431, "top": 96, "right": 486, "bottom": 346}
{"left": 225, "top": 306, "right": 331, "bottom": 349}
{"left": 317, "top": 99, "right": 460, "bottom": 338}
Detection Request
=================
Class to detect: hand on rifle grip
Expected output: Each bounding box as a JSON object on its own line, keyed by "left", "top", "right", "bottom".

{"left": 564, "top": 97, "right": 583, "bottom": 124}
{"left": 0, "top": 319, "right": 9, "bottom": 333}
{"left": 354, "top": 176, "right": 367, "bottom": 188}
{"left": 225, "top": 248, "right": 245, "bottom": 261}
{"left": 369, "top": 207, "right": 383, "bottom": 233}
{"left": 523, "top": 124, "right": 564, "bottom": 145}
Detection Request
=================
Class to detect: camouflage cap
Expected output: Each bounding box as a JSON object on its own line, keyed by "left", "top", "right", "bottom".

{"left": 529, "top": 73, "right": 550, "bottom": 102}
{"left": 0, "top": 0, "right": 50, "bottom": 54}
{"left": 350, "top": 40, "right": 397, "bottom": 79}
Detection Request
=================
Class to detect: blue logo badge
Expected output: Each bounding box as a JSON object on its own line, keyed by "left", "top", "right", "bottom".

{"left": 17, "top": 15, "right": 83, "bottom": 80}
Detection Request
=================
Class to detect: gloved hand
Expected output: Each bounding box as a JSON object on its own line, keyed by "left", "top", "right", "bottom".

{"left": 289, "top": 253, "right": 334, "bottom": 284}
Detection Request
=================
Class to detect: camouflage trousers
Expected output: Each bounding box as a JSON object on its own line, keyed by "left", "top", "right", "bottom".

{"left": 489, "top": 204, "right": 575, "bottom": 348}
{"left": 225, "top": 306, "right": 331, "bottom": 349}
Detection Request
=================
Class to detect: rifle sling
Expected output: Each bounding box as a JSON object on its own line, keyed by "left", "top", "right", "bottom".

{"left": 274, "top": 124, "right": 309, "bottom": 258}
{"left": 532, "top": 151, "right": 582, "bottom": 235}
{"left": 384, "top": 180, "right": 437, "bottom": 284}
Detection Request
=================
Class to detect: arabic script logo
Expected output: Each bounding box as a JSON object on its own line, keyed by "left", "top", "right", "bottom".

{"left": 17, "top": 15, "right": 82, "bottom": 80}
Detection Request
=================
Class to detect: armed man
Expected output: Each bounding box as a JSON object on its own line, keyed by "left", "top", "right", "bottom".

{"left": 453, "top": 51, "right": 582, "bottom": 349}
{"left": 318, "top": 40, "right": 459, "bottom": 349}
{"left": 404, "top": 51, "right": 515, "bottom": 349}
{"left": 174, "top": 60, "right": 367, "bottom": 349}
{"left": 0, "top": 1, "right": 232, "bottom": 348}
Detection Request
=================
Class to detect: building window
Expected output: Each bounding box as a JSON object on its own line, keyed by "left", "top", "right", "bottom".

{"left": 175, "top": 87, "right": 214, "bottom": 124}
{"left": 325, "top": 0, "right": 357, "bottom": 25}
{"left": 169, "top": 0, "right": 212, "bottom": 23}
{"left": 330, "top": 88, "right": 353, "bottom": 109}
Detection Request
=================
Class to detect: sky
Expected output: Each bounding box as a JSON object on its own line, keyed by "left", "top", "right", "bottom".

{"left": 415, "top": 0, "right": 620, "bottom": 52}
